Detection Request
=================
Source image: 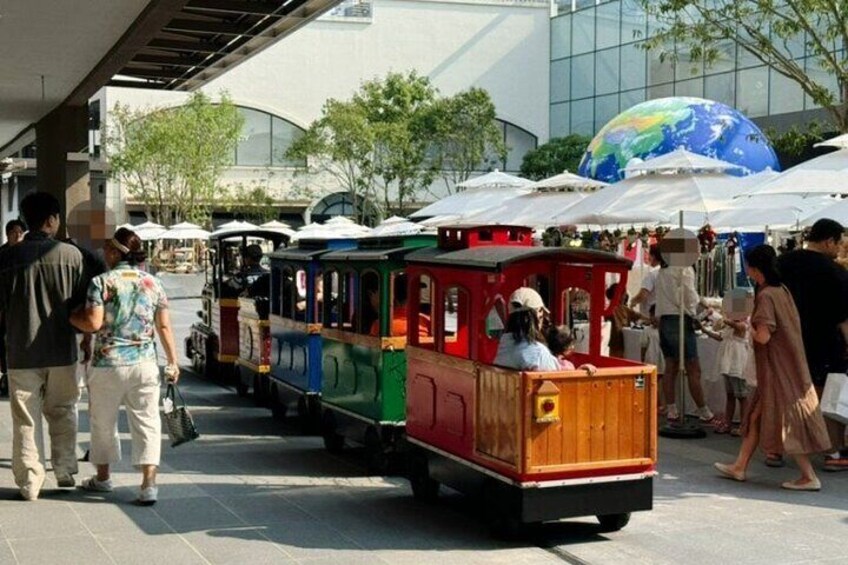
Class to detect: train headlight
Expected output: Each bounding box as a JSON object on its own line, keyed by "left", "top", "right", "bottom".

{"left": 534, "top": 380, "right": 560, "bottom": 423}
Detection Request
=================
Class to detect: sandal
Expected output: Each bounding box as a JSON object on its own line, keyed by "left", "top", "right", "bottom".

{"left": 699, "top": 415, "right": 721, "bottom": 427}
{"left": 765, "top": 454, "right": 786, "bottom": 468}
{"left": 713, "top": 419, "right": 730, "bottom": 434}
{"left": 730, "top": 426, "right": 742, "bottom": 437}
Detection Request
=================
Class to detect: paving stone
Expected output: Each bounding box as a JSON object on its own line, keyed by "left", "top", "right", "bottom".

{"left": 96, "top": 531, "right": 207, "bottom": 565}
{"left": 10, "top": 534, "right": 112, "bottom": 565}
{"left": 152, "top": 496, "right": 245, "bottom": 533}
{"left": 0, "top": 501, "right": 86, "bottom": 540}
{"left": 179, "top": 527, "right": 296, "bottom": 564}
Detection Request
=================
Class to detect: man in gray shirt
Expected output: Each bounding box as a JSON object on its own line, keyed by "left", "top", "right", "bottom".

{"left": 0, "top": 192, "right": 88, "bottom": 500}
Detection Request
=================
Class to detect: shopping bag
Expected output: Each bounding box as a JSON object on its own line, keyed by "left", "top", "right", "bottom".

{"left": 820, "top": 373, "right": 848, "bottom": 425}
{"left": 162, "top": 383, "right": 200, "bottom": 447}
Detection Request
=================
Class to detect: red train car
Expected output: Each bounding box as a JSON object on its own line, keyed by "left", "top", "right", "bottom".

{"left": 403, "top": 232, "right": 657, "bottom": 534}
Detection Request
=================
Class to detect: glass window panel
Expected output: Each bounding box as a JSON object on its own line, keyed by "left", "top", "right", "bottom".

{"left": 571, "top": 98, "right": 594, "bottom": 136}
{"left": 571, "top": 53, "right": 595, "bottom": 100}
{"left": 596, "top": 1, "right": 620, "bottom": 51}
{"left": 595, "top": 48, "right": 620, "bottom": 96}
{"left": 236, "top": 108, "right": 271, "bottom": 166}
{"left": 271, "top": 117, "right": 305, "bottom": 167}
{"left": 551, "top": 59, "right": 571, "bottom": 103}
{"left": 648, "top": 49, "right": 674, "bottom": 86}
{"left": 620, "top": 88, "right": 646, "bottom": 111}
{"left": 737, "top": 66, "right": 769, "bottom": 117}
{"left": 804, "top": 57, "right": 839, "bottom": 109}
{"left": 595, "top": 94, "right": 619, "bottom": 133}
{"left": 505, "top": 123, "right": 538, "bottom": 172}
{"left": 769, "top": 69, "right": 804, "bottom": 114}
{"left": 737, "top": 22, "right": 769, "bottom": 68}
{"left": 620, "top": 0, "right": 646, "bottom": 43}
{"left": 551, "top": 102, "right": 571, "bottom": 137}
{"left": 359, "top": 271, "right": 380, "bottom": 335}
{"left": 705, "top": 39, "right": 736, "bottom": 74}
{"left": 551, "top": 15, "right": 571, "bottom": 60}
{"left": 648, "top": 82, "right": 674, "bottom": 99}
{"left": 572, "top": 7, "right": 596, "bottom": 55}
{"left": 675, "top": 47, "right": 703, "bottom": 81}
{"left": 621, "top": 42, "right": 646, "bottom": 90}
{"left": 704, "top": 72, "right": 735, "bottom": 107}
{"left": 574, "top": 0, "right": 595, "bottom": 10}
{"left": 675, "top": 77, "right": 704, "bottom": 98}
{"left": 772, "top": 28, "right": 805, "bottom": 60}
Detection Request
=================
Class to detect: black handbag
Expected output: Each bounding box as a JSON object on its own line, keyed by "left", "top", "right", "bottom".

{"left": 162, "top": 383, "right": 200, "bottom": 447}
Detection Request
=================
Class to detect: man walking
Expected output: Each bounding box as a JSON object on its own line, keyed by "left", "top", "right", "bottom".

{"left": 778, "top": 218, "right": 848, "bottom": 471}
{"left": 0, "top": 192, "right": 88, "bottom": 500}
{"left": 0, "top": 218, "right": 27, "bottom": 397}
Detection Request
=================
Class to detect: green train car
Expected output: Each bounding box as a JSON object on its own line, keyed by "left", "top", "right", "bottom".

{"left": 318, "top": 233, "right": 436, "bottom": 471}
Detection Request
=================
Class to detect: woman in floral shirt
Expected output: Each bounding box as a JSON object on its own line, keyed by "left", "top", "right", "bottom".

{"left": 70, "top": 228, "right": 179, "bottom": 505}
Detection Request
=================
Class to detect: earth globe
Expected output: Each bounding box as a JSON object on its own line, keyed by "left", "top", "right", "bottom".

{"left": 578, "top": 97, "right": 780, "bottom": 183}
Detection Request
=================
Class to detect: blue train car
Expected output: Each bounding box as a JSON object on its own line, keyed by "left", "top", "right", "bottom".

{"left": 264, "top": 237, "right": 358, "bottom": 427}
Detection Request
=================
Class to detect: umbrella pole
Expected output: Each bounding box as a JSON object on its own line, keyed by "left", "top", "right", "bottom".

{"left": 660, "top": 210, "right": 706, "bottom": 439}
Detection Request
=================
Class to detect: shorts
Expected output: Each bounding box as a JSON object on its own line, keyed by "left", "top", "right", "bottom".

{"left": 659, "top": 315, "right": 698, "bottom": 361}
{"left": 723, "top": 374, "right": 750, "bottom": 399}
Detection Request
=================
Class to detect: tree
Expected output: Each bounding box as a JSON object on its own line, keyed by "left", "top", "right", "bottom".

{"left": 286, "top": 98, "right": 378, "bottom": 225}
{"left": 426, "top": 88, "right": 507, "bottom": 195}
{"left": 519, "top": 135, "right": 592, "bottom": 180}
{"left": 640, "top": 1, "right": 848, "bottom": 131}
{"left": 104, "top": 92, "right": 244, "bottom": 227}
{"left": 220, "top": 183, "right": 279, "bottom": 223}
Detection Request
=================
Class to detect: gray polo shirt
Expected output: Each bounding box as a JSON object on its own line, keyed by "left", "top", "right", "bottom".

{"left": 0, "top": 232, "right": 87, "bottom": 369}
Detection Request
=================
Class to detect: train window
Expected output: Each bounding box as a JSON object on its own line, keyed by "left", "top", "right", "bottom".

{"left": 359, "top": 270, "right": 380, "bottom": 335}
{"left": 562, "top": 287, "right": 591, "bottom": 352}
{"left": 314, "top": 269, "right": 324, "bottom": 324}
{"left": 281, "top": 267, "right": 295, "bottom": 319}
{"left": 442, "top": 286, "right": 470, "bottom": 358}
{"left": 340, "top": 271, "right": 357, "bottom": 331}
{"left": 522, "top": 273, "right": 552, "bottom": 308}
{"left": 324, "top": 270, "right": 340, "bottom": 328}
{"left": 485, "top": 296, "right": 507, "bottom": 340}
{"left": 270, "top": 267, "right": 281, "bottom": 315}
{"left": 294, "top": 268, "right": 307, "bottom": 322}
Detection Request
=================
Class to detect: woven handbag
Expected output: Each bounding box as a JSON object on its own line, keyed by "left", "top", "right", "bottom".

{"left": 162, "top": 383, "right": 200, "bottom": 447}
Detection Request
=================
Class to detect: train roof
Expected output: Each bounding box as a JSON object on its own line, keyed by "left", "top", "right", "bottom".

{"left": 269, "top": 238, "right": 357, "bottom": 261}
{"left": 405, "top": 245, "right": 632, "bottom": 271}
{"left": 321, "top": 234, "right": 436, "bottom": 262}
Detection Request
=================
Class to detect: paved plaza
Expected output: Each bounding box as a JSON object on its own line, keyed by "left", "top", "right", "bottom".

{"left": 0, "top": 298, "right": 845, "bottom": 565}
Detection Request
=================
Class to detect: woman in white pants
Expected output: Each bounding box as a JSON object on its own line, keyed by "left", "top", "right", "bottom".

{"left": 70, "top": 228, "right": 179, "bottom": 505}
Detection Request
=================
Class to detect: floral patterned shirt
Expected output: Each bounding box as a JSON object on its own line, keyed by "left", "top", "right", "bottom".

{"left": 86, "top": 263, "right": 168, "bottom": 367}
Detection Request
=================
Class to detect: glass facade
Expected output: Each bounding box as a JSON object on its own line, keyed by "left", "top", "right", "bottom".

{"left": 232, "top": 107, "right": 306, "bottom": 168}
{"left": 550, "top": 0, "right": 844, "bottom": 137}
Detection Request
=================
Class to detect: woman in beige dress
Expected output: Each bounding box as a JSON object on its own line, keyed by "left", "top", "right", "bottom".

{"left": 715, "top": 245, "right": 830, "bottom": 491}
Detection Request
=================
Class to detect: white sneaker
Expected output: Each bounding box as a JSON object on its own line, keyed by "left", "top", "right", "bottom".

{"left": 137, "top": 485, "right": 158, "bottom": 506}
{"left": 81, "top": 476, "right": 113, "bottom": 492}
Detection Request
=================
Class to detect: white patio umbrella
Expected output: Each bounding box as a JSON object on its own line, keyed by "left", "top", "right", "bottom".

{"left": 260, "top": 220, "right": 293, "bottom": 230}
{"left": 214, "top": 220, "right": 259, "bottom": 232}
{"left": 800, "top": 197, "right": 848, "bottom": 226}
{"left": 814, "top": 133, "right": 848, "bottom": 149}
{"left": 463, "top": 190, "right": 587, "bottom": 228}
{"left": 410, "top": 185, "right": 533, "bottom": 220}
{"left": 159, "top": 221, "right": 211, "bottom": 240}
{"left": 623, "top": 147, "right": 748, "bottom": 176}
{"left": 528, "top": 170, "right": 608, "bottom": 193}
{"left": 743, "top": 146, "right": 848, "bottom": 197}
{"left": 455, "top": 169, "right": 533, "bottom": 191}
{"left": 370, "top": 220, "right": 426, "bottom": 237}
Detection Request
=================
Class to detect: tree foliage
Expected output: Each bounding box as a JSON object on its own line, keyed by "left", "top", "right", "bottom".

{"left": 287, "top": 71, "right": 507, "bottom": 221}
{"left": 519, "top": 135, "right": 592, "bottom": 181}
{"left": 104, "top": 92, "right": 244, "bottom": 227}
{"left": 640, "top": 1, "right": 848, "bottom": 131}
{"left": 220, "top": 183, "right": 279, "bottom": 223}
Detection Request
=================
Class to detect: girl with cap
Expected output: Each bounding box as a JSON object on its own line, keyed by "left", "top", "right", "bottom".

{"left": 493, "top": 287, "right": 559, "bottom": 371}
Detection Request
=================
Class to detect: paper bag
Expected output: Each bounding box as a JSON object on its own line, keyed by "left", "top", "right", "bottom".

{"left": 820, "top": 373, "right": 848, "bottom": 424}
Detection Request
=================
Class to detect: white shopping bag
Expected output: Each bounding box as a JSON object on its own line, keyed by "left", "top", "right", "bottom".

{"left": 820, "top": 373, "right": 848, "bottom": 424}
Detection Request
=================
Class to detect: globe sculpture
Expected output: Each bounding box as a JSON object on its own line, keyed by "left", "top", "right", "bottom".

{"left": 578, "top": 97, "right": 780, "bottom": 183}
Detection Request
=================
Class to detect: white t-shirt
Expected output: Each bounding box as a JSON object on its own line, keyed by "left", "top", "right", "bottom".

{"left": 655, "top": 266, "right": 700, "bottom": 318}
{"left": 493, "top": 334, "right": 560, "bottom": 371}
{"left": 640, "top": 267, "right": 659, "bottom": 312}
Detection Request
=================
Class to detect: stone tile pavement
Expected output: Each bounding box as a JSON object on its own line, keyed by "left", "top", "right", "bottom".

{"left": 0, "top": 298, "right": 844, "bottom": 564}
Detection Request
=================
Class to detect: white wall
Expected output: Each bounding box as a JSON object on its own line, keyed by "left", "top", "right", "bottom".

{"left": 99, "top": 0, "right": 550, "bottom": 221}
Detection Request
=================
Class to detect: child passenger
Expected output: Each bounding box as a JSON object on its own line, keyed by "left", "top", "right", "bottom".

{"left": 547, "top": 325, "right": 597, "bottom": 374}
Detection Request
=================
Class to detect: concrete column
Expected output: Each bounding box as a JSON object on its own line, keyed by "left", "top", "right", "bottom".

{"left": 35, "top": 104, "right": 112, "bottom": 250}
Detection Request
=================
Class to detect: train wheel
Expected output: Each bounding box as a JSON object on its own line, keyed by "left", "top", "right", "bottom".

{"left": 270, "top": 385, "right": 287, "bottom": 420}
{"left": 252, "top": 374, "right": 265, "bottom": 407}
{"left": 408, "top": 453, "right": 439, "bottom": 502}
{"left": 364, "top": 427, "right": 390, "bottom": 475}
{"left": 296, "top": 398, "right": 313, "bottom": 432}
{"left": 596, "top": 512, "right": 631, "bottom": 532}
{"left": 321, "top": 411, "right": 345, "bottom": 453}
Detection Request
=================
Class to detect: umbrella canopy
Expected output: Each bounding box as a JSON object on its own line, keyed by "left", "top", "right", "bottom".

{"left": 555, "top": 172, "right": 761, "bottom": 226}
{"left": 159, "top": 221, "right": 211, "bottom": 240}
{"left": 410, "top": 185, "right": 533, "bottom": 220}
{"left": 260, "top": 220, "right": 292, "bottom": 229}
{"left": 369, "top": 220, "right": 425, "bottom": 237}
{"left": 624, "top": 148, "right": 748, "bottom": 176}
{"left": 290, "top": 219, "right": 371, "bottom": 241}
{"left": 529, "top": 171, "right": 608, "bottom": 192}
{"left": 215, "top": 220, "right": 259, "bottom": 232}
{"left": 455, "top": 169, "right": 533, "bottom": 191}
{"left": 743, "top": 148, "right": 848, "bottom": 196}
{"left": 378, "top": 215, "right": 408, "bottom": 225}
{"left": 800, "top": 197, "right": 848, "bottom": 227}
{"left": 814, "top": 133, "right": 848, "bottom": 149}
{"left": 463, "top": 190, "right": 587, "bottom": 228}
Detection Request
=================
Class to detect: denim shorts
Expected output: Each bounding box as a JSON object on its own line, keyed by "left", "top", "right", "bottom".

{"left": 659, "top": 315, "right": 699, "bottom": 360}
